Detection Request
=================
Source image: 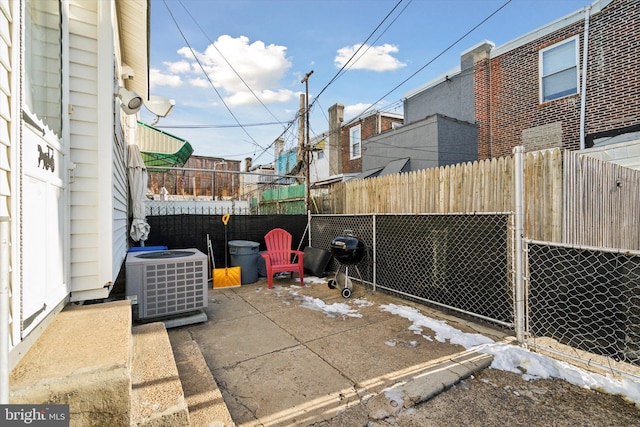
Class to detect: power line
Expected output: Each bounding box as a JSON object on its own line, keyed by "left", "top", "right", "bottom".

{"left": 354, "top": 0, "right": 513, "bottom": 119}
{"left": 161, "top": 0, "right": 267, "bottom": 153}
{"left": 310, "top": 0, "right": 406, "bottom": 108}
{"left": 334, "top": 0, "right": 413, "bottom": 82}
{"left": 155, "top": 121, "right": 284, "bottom": 129}
{"left": 176, "top": 0, "right": 288, "bottom": 128}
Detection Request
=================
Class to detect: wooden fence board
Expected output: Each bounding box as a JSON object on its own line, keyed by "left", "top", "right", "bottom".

{"left": 312, "top": 147, "right": 639, "bottom": 249}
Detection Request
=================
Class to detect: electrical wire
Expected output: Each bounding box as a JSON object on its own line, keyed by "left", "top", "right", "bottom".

{"left": 176, "top": 0, "right": 288, "bottom": 128}
{"left": 310, "top": 0, "right": 406, "bottom": 108}
{"left": 353, "top": 0, "right": 513, "bottom": 119}
{"left": 333, "top": 0, "right": 413, "bottom": 82}
{"left": 161, "top": 0, "right": 267, "bottom": 153}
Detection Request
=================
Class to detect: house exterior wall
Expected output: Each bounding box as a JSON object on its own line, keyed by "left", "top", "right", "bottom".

{"left": 3, "top": 0, "right": 147, "bottom": 369}
{"left": 309, "top": 135, "right": 329, "bottom": 183}
{"left": 404, "top": 66, "right": 475, "bottom": 125}
{"left": 437, "top": 114, "right": 478, "bottom": 165}
{"left": 363, "top": 114, "right": 477, "bottom": 171}
{"left": 475, "top": 0, "right": 638, "bottom": 159}
{"left": 1, "top": 0, "right": 14, "bottom": 355}
{"left": 582, "top": 0, "right": 640, "bottom": 145}
{"left": 68, "top": 0, "right": 121, "bottom": 301}
{"left": 341, "top": 113, "right": 403, "bottom": 174}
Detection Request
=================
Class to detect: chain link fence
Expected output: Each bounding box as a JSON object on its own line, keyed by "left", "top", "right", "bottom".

{"left": 525, "top": 240, "right": 640, "bottom": 376}
{"left": 310, "top": 213, "right": 514, "bottom": 327}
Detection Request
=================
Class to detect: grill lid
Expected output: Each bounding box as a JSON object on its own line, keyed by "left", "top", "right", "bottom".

{"left": 330, "top": 234, "right": 365, "bottom": 264}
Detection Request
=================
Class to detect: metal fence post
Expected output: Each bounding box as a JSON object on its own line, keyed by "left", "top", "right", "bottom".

{"left": 513, "top": 146, "right": 525, "bottom": 343}
{"left": 372, "top": 214, "right": 377, "bottom": 292}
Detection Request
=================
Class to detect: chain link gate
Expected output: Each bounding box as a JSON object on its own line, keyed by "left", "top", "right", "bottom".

{"left": 525, "top": 240, "right": 640, "bottom": 378}
{"left": 310, "top": 213, "right": 515, "bottom": 328}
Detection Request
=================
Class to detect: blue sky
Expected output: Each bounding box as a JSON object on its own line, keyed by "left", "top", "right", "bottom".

{"left": 141, "top": 0, "right": 592, "bottom": 166}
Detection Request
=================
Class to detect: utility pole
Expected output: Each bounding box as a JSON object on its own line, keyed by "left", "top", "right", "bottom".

{"left": 298, "top": 94, "right": 305, "bottom": 177}
{"left": 301, "top": 70, "right": 313, "bottom": 211}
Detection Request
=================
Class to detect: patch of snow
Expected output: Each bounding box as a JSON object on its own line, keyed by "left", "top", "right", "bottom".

{"left": 379, "top": 303, "right": 640, "bottom": 406}
{"left": 298, "top": 295, "right": 363, "bottom": 318}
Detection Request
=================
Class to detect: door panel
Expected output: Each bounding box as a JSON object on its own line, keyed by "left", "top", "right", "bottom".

{"left": 21, "top": 124, "right": 67, "bottom": 335}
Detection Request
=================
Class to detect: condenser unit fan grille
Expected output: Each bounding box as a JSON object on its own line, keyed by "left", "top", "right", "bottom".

{"left": 142, "top": 260, "right": 206, "bottom": 318}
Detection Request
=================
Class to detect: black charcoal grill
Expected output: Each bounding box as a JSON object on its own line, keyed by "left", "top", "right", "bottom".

{"left": 330, "top": 235, "right": 366, "bottom": 265}
{"left": 328, "top": 231, "right": 365, "bottom": 298}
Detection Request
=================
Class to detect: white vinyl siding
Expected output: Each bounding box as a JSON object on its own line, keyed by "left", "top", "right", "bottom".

{"left": 0, "top": 0, "right": 13, "bottom": 349}
{"left": 539, "top": 36, "right": 579, "bottom": 103}
{"left": 112, "top": 121, "right": 128, "bottom": 280}
{"left": 68, "top": 0, "right": 124, "bottom": 300}
{"left": 68, "top": 0, "right": 99, "bottom": 296}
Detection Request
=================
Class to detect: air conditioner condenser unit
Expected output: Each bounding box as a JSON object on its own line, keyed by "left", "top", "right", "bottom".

{"left": 125, "top": 248, "right": 208, "bottom": 322}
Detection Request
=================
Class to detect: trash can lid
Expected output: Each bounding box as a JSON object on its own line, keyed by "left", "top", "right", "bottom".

{"left": 228, "top": 240, "right": 260, "bottom": 248}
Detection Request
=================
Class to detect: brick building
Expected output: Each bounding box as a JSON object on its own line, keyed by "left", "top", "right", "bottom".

{"left": 339, "top": 109, "right": 404, "bottom": 175}
{"left": 473, "top": 0, "right": 639, "bottom": 159}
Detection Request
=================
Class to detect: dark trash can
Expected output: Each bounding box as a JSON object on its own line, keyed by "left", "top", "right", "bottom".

{"left": 258, "top": 251, "right": 267, "bottom": 277}
{"left": 228, "top": 240, "right": 260, "bottom": 284}
{"left": 303, "top": 246, "right": 332, "bottom": 277}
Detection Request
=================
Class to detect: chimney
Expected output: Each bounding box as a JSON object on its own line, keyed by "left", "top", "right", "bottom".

{"left": 328, "top": 103, "right": 344, "bottom": 176}
{"left": 244, "top": 157, "right": 252, "bottom": 172}
{"left": 274, "top": 137, "right": 284, "bottom": 164}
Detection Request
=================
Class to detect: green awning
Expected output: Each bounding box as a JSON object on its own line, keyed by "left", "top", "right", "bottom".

{"left": 136, "top": 121, "right": 194, "bottom": 167}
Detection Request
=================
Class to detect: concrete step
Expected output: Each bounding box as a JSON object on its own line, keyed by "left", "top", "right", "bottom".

{"left": 169, "top": 332, "right": 235, "bottom": 427}
{"left": 131, "top": 322, "right": 190, "bottom": 426}
{"left": 10, "top": 300, "right": 133, "bottom": 426}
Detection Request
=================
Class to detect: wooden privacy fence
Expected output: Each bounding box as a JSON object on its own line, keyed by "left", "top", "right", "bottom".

{"left": 316, "top": 147, "right": 640, "bottom": 249}
{"left": 316, "top": 149, "right": 563, "bottom": 242}
{"left": 563, "top": 151, "right": 640, "bottom": 250}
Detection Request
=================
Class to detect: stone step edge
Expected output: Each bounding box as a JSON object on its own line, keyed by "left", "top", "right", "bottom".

{"left": 131, "top": 322, "right": 190, "bottom": 426}
{"left": 172, "top": 339, "right": 236, "bottom": 427}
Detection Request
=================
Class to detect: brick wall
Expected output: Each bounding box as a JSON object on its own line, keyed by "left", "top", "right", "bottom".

{"left": 474, "top": 0, "right": 639, "bottom": 159}
{"left": 341, "top": 114, "right": 403, "bottom": 173}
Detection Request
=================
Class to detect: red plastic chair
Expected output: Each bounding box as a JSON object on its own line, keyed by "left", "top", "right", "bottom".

{"left": 261, "top": 228, "right": 305, "bottom": 289}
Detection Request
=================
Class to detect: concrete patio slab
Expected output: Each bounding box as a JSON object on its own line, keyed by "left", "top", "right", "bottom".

{"left": 212, "top": 345, "right": 357, "bottom": 426}
{"left": 305, "top": 315, "right": 463, "bottom": 389}
{"left": 187, "top": 312, "right": 299, "bottom": 370}
{"left": 168, "top": 277, "right": 511, "bottom": 426}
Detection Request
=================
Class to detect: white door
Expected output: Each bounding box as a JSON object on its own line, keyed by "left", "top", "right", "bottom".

{"left": 20, "top": 124, "right": 68, "bottom": 336}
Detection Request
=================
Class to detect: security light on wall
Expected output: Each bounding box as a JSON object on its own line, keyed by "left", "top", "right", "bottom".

{"left": 144, "top": 95, "right": 175, "bottom": 125}
{"left": 116, "top": 86, "right": 143, "bottom": 115}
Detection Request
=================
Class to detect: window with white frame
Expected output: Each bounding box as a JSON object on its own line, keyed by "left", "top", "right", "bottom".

{"left": 539, "top": 36, "right": 579, "bottom": 103}
{"left": 24, "top": 0, "right": 62, "bottom": 138}
{"left": 350, "top": 125, "right": 361, "bottom": 160}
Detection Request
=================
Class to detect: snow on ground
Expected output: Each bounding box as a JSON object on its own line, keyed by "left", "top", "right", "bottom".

{"left": 380, "top": 303, "right": 640, "bottom": 406}
{"left": 281, "top": 283, "right": 640, "bottom": 405}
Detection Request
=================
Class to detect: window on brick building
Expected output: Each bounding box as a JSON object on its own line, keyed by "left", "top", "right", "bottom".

{"left": 539, "top": 36, "right": 579, "bottom": 103}
{"left": 350, "top": 125, "right": 361, "bottom": 160}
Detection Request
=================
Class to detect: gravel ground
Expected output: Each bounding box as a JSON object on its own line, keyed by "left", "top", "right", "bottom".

{"left": 312, "top": 368, "right": 640, "bottom": 427}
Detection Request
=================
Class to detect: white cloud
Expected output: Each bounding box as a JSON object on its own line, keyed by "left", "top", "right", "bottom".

{"left": 174, "top": 35, "right": 295, "bottom": 106}
{"left": 150, "top": 68, "right": 183, "bottom": 88}
{"left": 335, "top": 43, "right": 406, "bottom": 72}
{"left": 344, "top": 103, "right": 376, "bottom": 118}
{"left": 189, "top": 77, "right": 209, "bottom": 88}
{"left": 225, "top": 88, "right": 297, "bottom": 107}
{"left": 165, "top": 60, "right": 192, "bottom": 74}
